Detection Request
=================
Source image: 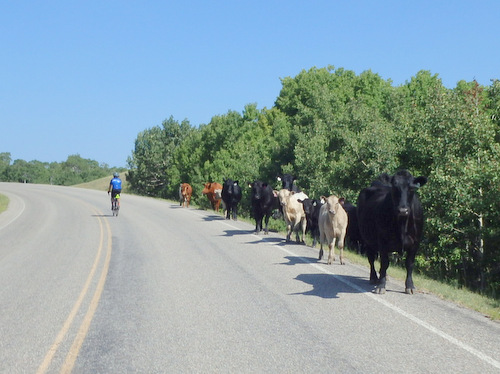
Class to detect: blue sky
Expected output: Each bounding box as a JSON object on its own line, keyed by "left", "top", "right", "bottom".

{"left": 1, "top": 1, "right": 498, "bottom": 168}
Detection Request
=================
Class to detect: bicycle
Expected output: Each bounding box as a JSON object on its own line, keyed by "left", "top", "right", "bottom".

{"left": 112, "top": 193, "right": 120, "bottom": 216}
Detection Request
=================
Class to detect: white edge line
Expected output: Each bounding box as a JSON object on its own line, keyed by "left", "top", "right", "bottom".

{"left": 0, "top": 193, "right": 26, "bottom": 231}
{"left": 213, "top": 215, "right": 500, "bottom": 370}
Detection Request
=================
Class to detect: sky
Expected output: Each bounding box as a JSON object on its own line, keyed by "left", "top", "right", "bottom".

{"left": 1, "top": 1, "right": 499, "bottom": 168}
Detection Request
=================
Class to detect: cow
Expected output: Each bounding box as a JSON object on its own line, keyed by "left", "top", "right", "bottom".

{"left": 179, "top": 183, "right": 193, "bottom": 208}
{"left": 202, "top": 182, "right": 223, "bottom": 212}
{"left": 299, "top": 198, "right": 324, "bottom": 248}
{"left": 221, "top": 179, "right": 242, "bottom": 220}
{"left": 357, "top": 170, "right": 427, "bottom": 294}
{"left": 277, "top": 174, "right": 300, "bottom": 192}
{"left": 277, "top": 189, "right": 308, "bottom": 243}
{"left": 250, "top": 181, "right": 278, "bottom": 234}
{"left": 339, "top": 200, "right": 363, "bottom": 253}
{"left": 318, "top": 195, "right": 348, "bottom": 265}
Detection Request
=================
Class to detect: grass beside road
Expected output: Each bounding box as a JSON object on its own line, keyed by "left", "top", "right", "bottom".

{"left": 0, "top": 193, "right": 8, "bottom": 214}
{"left": 73, "top": 175, "right": 129, "bottom": 193}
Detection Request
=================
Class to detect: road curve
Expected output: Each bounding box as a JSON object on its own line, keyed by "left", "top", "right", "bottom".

{"left": 0, "top": 183, "right": 499, "bottom": 373}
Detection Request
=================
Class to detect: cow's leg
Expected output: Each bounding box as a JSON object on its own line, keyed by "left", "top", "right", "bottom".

{"left": 232, "top": 206, "right": 238, "bottom": 220}
{"left": 367, "top": 249, "right": 378, "bottom": 284}
{"left": 264, "top": 214, "right": 270, "bottom": 235}
{"left": 300, "top": 219, "right": 307, "bottom": 244}
{"left": 375, "top": 252, "right": 390, "bottom": 294}
{"left": 327, "top": 237, "right": 336, "bottom": 265}
{"left": 319, "top": 230, "right": 325, "bottom": 260}
{"left": 255, "top": 215, "right": 262, "bottom": 233}
{"left": 338, "top": 233, "right": 345, "bottom": 265}
{"left": 405, "top": 249, "right": 417, "bottom": 294}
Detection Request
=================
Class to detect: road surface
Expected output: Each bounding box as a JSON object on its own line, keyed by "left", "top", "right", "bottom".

{"left": 0, "top": 183, "right": 499, "bottom": 373}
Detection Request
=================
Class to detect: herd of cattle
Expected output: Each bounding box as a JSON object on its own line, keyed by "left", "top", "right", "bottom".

{"left": 178, "top": 170, "right": 427, "bottom": 295}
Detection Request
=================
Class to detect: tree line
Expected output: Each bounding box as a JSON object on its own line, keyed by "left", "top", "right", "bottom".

{"left": 130, "top": 66, "right": 499, "bottom": 299}
{"left": 0, "top": 153, "right": 122, "bottom": 185}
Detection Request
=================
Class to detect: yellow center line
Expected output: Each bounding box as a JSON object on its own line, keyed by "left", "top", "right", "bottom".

{"left": 60, "top": 215, "right": 113, "bottom": 373}
{"left": 36, "top": 210, "right": 105, "bottom": 374}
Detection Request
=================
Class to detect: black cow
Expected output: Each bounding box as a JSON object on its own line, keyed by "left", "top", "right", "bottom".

{"left": 222, "top": 179, "right": 242, "bottom": 220}
{"left": 299, "top": 198, "right": 324, "bottom": 247}
{"left": 277, "top": 174, "right": 300, "bottom": 192}
{"left": 339, "top": 200, "right": 363, "bottom": 253}
{"left": 357, "top": 170, "right": 427, "bottom": 294}
{"left": 250, "top": 181, "right": 278, "bottom": 234}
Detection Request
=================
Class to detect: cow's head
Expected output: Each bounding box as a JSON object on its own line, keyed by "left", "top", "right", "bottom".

{"left": 390, "top": 170, "right": 427, "bottom": 217}
{"left": 250, "top": 181, "right": 267, "bottom": 200}
{"left": 277, "top": 174, "right": 297, "bottom": 191}
{"left": 321, "top": 195, "right": 344, "bottom": 216}
{"left": 299, "top": 198, "right": 313, "bottom": 215}
{"left": 277, "top": 189, "right": 291, "bottom": 206}
{"left": 202, "top": 183, "right": 211, "bottom": 194}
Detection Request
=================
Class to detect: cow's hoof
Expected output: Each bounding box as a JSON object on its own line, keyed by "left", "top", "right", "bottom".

{"left": 405, "top": 288, "right": 415, "bottom": 295}
{"left": 373, "top": 287, "right": 386, "bottom": 295}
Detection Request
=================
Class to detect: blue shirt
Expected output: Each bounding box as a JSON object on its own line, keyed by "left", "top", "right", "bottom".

{"left": 110, "top": 177, "right": 122, "bottom": 190}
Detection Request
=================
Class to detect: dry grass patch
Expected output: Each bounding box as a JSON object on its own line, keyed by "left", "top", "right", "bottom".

{"left": 0, "top": 193, "right": 9, "bottom": 214}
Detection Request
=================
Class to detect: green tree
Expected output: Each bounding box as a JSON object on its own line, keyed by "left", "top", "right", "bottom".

{"left": 127, "top": 117, "right": 192, "bottom": 197}
{"left": 0, "top": 152, "right": 11, "bottom": 181}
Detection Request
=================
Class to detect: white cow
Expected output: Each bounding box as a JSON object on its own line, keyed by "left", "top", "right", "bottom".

{"left": 277, "top": 189, "right": 308, "bottom": 243}
{"left": 318, "top": 195, "right": 348, "bottom": 264}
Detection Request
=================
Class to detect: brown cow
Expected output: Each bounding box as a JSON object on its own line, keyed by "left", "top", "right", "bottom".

{"left": 179, "top": 183, "right": 192, "bottom": 208}
{"left": 202, "top": 182, "right": 223, "bottom": 212}
{"left": 318, "top": 195, "right": 348, "bottom": 265}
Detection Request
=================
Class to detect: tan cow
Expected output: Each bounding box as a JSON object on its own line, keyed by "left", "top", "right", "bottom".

{"left": 179, "top": 183, "right": 193, "bottom": 208}
{"left": 318, "top": 195, "right": 348, "bottom": 264}
{"left": 277, "top": 189, "right": 308, "bottom": 243}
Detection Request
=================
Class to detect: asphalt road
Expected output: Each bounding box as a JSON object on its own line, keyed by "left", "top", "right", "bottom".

{"left": 0, "top": 182, "right": 499, "bottom": 374}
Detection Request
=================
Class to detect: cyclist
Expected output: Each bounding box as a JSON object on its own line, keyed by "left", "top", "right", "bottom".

{"left": 107, "top": 172, "right": 122, "bottom": 211}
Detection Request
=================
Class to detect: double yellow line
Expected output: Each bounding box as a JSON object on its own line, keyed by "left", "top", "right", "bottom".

{"left": 37, "top": 210, "right": 113, "bottom": 374}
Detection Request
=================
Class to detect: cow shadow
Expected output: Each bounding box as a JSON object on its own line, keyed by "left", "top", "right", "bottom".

{"left": 202, "top": 215, "right": 224, "bottom": 222}
{"left": 278, "top": 255, "right": 320, "bottom": 265}
{"left": 291, "top": 273, "right": 369, "bottom": 299}
{"left": 222, "top": 229, "right": 255, "bottom": 237}
{"left": 246, "top": 236, "right": 286, "bottom": 245}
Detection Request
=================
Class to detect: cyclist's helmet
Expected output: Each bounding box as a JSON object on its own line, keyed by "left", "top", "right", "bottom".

{"left": 113, "top": 172, "right": 119, "bottom": 177}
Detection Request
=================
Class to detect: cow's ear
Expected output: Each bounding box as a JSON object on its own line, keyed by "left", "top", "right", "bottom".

{"left": 339, "top": 197, "right": 345, "bottom": 205}
{"left": 234, "top": 180, "right": 239, "bottom": 185}
{"left": 414, "top": 176, "right": 427, "bottom": 188}
{"left": 277, "top": 176, "right": 282, "bottom": 182}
